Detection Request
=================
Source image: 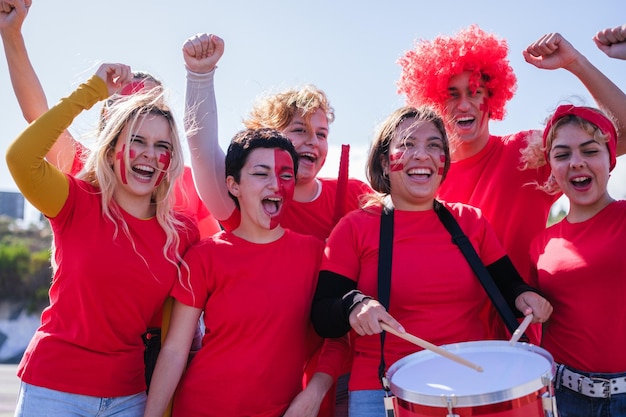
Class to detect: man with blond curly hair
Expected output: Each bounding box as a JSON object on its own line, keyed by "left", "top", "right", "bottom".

{"left": 397, "top": 25, "right": 626, "bottom": 341}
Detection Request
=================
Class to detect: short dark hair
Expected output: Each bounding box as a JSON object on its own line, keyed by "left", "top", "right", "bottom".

{"left": 225, "top": 128, "right": 299, "bottom": 207}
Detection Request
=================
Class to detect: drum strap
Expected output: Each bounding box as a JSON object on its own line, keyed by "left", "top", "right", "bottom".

{"left": 433, "top": 200, "right": 522, "bottom": 336}
{"left": 377, "top": 204, "right": 394, "bottom": 393}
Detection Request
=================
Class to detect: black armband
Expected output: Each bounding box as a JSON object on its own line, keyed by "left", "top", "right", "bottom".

{"left": 487, "top": 256, "right": 542, "bottom": 317}
{"left": 311, "top": 270, "right": 358, "bottom": 338}
{"left": 342, "top": 290, "right": 373, "bottom": 315}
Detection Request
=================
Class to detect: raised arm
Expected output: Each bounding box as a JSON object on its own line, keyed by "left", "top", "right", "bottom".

{"left": 182, "top": 33, "right": 235, "bottom": 221}
{"left": 523, "top": 32, "right": 626, "bottom": 156}
{"left": 6, "top": 64, "right": 128, "bottom": 217}
{"left": 594, "top": 24, "right": 626, "bottom": 60}
{"left": 0, "top": 0, "right": 81, "bottom": 173}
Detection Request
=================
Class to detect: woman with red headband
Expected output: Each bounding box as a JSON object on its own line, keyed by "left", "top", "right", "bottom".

{"left": 529, "top": 105, "right": 626, "bottom": 417}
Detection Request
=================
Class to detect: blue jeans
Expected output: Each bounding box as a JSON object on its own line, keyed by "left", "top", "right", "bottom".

{"left": 348, "top": 389, "right": 387, "bottom": 417}
{"left": 14, "top": 382, "right": 146, "bottom": 417}
{"left": 556, "top": 386, "right": 626, "bottom": 417}
{"left": 556, "top": 368, "right": 626, "bottom": 417}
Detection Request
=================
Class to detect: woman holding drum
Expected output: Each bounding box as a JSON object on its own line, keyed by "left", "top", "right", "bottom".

{"left": 311, "top": 106, "right": 553, "bottom": 417}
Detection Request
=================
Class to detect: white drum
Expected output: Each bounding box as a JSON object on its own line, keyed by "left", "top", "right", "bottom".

{"left": 386, "top": 340, "right": 557, "bottom": 417}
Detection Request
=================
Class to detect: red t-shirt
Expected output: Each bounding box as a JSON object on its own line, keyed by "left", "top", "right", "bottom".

{"left": 171, "top": 230, "right": 327, "bottom": 416}
{"left": 321, "top": 202, "right": 505, "bottom": 391}
{"left": 529, "top": 201, "right": 626, "bottom": 373}
{"left": 17, "top": 177, "right": 198, "bottom": 397}
{"left": 438, "top": 132, "right": 557, "bottom": 281}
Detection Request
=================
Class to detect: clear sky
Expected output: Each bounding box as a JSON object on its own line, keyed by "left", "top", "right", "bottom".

{"left": 1, "top": 0, "right": 625, "bottom": 213}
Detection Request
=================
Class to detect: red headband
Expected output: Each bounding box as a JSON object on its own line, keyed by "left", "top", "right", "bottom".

{"left": 543, "top": 105, "right": 617, "bottom": 171}
{"left": 120, "top": 80, "right": 146, "bottom": 96}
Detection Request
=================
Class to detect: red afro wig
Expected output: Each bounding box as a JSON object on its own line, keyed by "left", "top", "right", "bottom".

{"left": 397, "top": 25, "right": 517, "bottom": 121}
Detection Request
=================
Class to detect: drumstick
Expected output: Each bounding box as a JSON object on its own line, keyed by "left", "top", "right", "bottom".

{"left": 509, "top": 314, "right": 534, "bottom": 345}
{"left": 380, "top": 323, "right": 483, "bottom": 372}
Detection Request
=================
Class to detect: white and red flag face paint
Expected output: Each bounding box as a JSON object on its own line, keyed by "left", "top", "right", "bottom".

{"left": 113, "top": 115, "right": 173, "bottom": 190}
{"left": 438, "top": 154, "right": 446, "bottom": 176}
{"left": 444, "top": 71, "right": 491, "bottom": 150}
{"left": 385, "top": 119, "right": 447, "bottom": 211}
{"left": 389, "top": 151, "right": 405, "bottom": 172}
{"left": 233, "top": 147, "right": 296, "bottom": 232}
{"left": 268, "top": 148, "right": 295, "bottom": 229}
{"left": 115, "top": 140, "right": 172, "bottom": 186}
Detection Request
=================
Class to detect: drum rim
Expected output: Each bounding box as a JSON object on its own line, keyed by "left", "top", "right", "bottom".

{"left": 386, "top": 340, "right": 555, "bottom": 407}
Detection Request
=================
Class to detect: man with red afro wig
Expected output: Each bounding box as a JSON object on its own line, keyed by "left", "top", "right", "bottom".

{"left": 397, "top": 25, "right": 626, "bottom": 342}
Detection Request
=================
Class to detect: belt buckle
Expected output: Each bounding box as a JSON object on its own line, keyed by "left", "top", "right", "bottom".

{"left": 578, "top": 376, "right": 611, "bottom": 398}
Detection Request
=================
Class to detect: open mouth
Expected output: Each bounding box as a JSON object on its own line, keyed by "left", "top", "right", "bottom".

{"left": 132, "top": 164, "right": 156, "bottom": 181}
{"left": 571, "top": 176, "right": 592, "bottom": 188}
{"left": 262, "top": 197, "right": 283, "bottom": 216}
{"left": 407, "top": 167, "right": 433, "bottom": 179}
{"left": 456, "top": 116, "right": 475, "bottom": 128}
{"left": 299, "top": 152, "right": 317, "bottom": 164}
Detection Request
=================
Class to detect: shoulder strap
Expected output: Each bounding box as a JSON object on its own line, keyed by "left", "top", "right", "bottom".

{"left": 433, "top": 200, "right": 520, "bottom": 335}
{"left": 377, "top": 206, "right": 394, "bottom": 390}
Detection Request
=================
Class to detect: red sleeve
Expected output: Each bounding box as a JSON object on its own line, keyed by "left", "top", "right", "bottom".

{"left": 313, "top": 335, "right": 350, "bottom": 380}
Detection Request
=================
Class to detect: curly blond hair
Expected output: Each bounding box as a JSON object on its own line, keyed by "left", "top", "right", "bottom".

{"left": 244, "top": 84, "right": 334, "bottom": 131}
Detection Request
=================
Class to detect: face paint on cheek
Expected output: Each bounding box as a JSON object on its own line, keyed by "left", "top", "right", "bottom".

{"left": 269, "top": 149, "right": 295, "bottom": 229}
{"left": 154, "top": 151, "right": 171, "bottom": 187}
{"left": 274, "top": 150, "right": 295, "bottom": 200}
{"left": 479, "top": 99, "right": 489, "bottom": 126}
{"left": 389, "top": 151, "right": 405, "bottom": 172}
{"left": 438, "top": 154, "right": 446, "bottom": 176}
{"left": 115, "top": 144, "right": 129, "bottom": 184}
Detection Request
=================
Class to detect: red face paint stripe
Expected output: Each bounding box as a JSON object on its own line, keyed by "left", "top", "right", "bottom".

{"left": 438, "top": 154, "right": 446, "bottom": 176}
{"left": 389, "top": 151, "right": 405, "bottom": 172}
{"left": 479, "top": 99, "right": 489, "bottom": 124}
{"left": 269, "top": 149, "right": 295, "bottom": 229}
{"left": 115, "top": 144, "right": 128, "bottom": 184}
{"left": 154, "top": 152, "right": 171, "bottom": 187}
{"left": 389, "top": 152, "right": 403, "bottom": 161}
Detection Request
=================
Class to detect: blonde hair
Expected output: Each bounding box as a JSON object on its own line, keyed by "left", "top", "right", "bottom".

{"left": 79, "top": 86, "right": 189, "bottom": 280}
{"left": 244, "top": 84, "right": 335, "bottom": 131}
{"left": 536, "top": 113, "right": 612, "bottom": 195}
{"left": 519, "top": 129, "right": 545, "bottom": 170}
